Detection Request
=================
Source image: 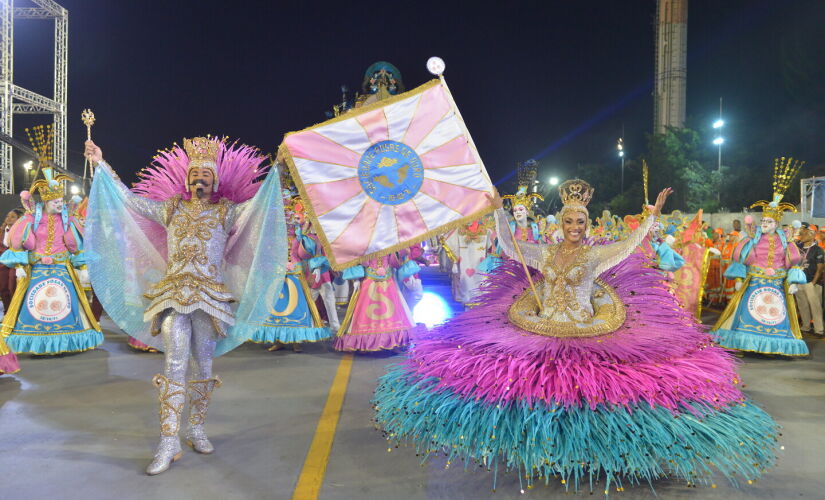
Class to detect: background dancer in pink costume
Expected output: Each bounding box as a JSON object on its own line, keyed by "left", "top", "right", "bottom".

{"left": 334, "top": 253, "right": 421, "bottom": 352}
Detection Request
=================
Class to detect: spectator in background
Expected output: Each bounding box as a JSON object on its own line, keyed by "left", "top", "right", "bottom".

{"left": 0, "top": 207, "right": 25, "bottom": 314}
{"left": 796, "top": 222, "right": 824, "bottom": 336}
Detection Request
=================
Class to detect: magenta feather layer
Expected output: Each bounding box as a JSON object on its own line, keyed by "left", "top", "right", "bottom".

{"left": 133, "top": 138, "right": 268, "bottom": 203}
{"left": 129, "top": 138, "right": 269, "bottom": 259}
{"left": 401, "top": 255, "right": 744, "bottom": 413}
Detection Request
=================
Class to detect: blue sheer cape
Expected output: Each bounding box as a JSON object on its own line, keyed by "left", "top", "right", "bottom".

{"left": 86, "top": 165, "right": 287, "bottom": 356}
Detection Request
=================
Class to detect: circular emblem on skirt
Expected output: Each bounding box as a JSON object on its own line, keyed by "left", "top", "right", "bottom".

{"left": 358, "top": 140, "right": 424, "bottom": 205}
{"left": 746, "top": 286, "right": 786, "bottom": 326}
{"left": 26, "top": 277, "right": 72, "bottom": 322}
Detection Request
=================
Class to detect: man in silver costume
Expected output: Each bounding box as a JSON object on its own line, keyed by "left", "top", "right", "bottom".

{"left": 84, "top": 138, "right": 277, "bottom": 475}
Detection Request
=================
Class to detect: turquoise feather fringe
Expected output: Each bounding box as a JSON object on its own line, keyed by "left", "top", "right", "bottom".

{"left": 713, "top": 328, "right": 809, "bottom": 356}
{"left": 373, "top": 365, "right": 780, "bottom": 493}
{"left": 236, "top": 322, "right": 331, "bottom": 345}
{"left": 6, "top": 329, "right": 103, "bottom": 355}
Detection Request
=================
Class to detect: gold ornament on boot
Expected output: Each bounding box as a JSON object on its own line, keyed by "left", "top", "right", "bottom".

{"left": 154, "top": 374, "right": 185, "bottom": 436}
{"left": 185, "top": 375, "right": 222, "bottom": 454}
{"left": 146, "top": 374, "right": 185, "bottom": 475}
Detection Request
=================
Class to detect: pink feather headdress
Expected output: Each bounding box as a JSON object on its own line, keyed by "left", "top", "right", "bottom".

{"left": 132, "top": 137, "right": 270, "bottom": 203}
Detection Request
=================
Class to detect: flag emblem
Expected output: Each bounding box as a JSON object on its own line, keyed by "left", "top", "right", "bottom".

{"left": 358, "top": 140, "right": 424, "bottom": 205}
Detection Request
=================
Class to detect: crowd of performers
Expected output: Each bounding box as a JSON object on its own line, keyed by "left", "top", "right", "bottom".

{"left": 0, "top": 63, "right": 816, "bottom": 492}
{"left": 0, "top": 138, "right": 816, "bottom": 490}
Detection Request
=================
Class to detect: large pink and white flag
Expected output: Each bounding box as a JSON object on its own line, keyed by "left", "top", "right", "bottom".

{"left": 281, "top": 79, "right": 494, "bottom": 270}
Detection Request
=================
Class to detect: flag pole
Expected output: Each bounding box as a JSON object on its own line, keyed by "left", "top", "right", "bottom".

{"left": 503, "top": 217, "right": 543, "bottom": 311}
{"left": 428, "top": 57, "right": 542, "bottom": 311}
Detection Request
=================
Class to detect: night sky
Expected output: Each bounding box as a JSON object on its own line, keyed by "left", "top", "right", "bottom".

{"left": 10, "top": 0, "right": 824, "bottom": 191}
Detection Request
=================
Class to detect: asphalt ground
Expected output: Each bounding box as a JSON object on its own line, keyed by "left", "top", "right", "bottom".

{"left": 1, "top": 270, "right": 823, "bottom": 499}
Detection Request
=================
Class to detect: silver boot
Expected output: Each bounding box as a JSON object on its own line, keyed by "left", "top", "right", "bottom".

{"left": 146, "top": 374, "right": 185, "bottom": 475}
{"left": 184, "top": 375, "right": 222, "bottom": 454}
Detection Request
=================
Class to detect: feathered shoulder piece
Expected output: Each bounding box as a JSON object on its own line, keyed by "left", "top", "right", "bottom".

{"left": 132, "top": 137, "right": 270, "bottom": 203}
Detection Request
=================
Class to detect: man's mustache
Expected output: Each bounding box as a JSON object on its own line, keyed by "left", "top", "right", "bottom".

{"left": 189, "top": 179, "right": 210, "bottom": 187}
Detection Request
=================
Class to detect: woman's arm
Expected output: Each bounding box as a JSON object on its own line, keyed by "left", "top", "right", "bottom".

{"left": 592, "top": 188, "right": 672, "bottom": 275}
{"left": 592, "top": 214, "right": 656, "bottom": 275}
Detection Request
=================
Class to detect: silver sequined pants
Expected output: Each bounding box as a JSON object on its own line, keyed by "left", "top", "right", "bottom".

{"left": 160, "top": 309, "right": 218, "bottom": 389}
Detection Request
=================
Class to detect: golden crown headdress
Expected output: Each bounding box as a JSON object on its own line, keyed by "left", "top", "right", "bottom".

{"left": 559, "top": 179, "right": 594, "bottom": 209}
{"left": 31, "top": 167, "right": 71, "bottom": 202}
{"left": 184, "top": 136, "right": 220, "bottom": 170}
{"left": 502, "top": 185, "right": 544, "bottom": 213}
{"left": 750, "top": 157, "right": 804, "bottom": 221}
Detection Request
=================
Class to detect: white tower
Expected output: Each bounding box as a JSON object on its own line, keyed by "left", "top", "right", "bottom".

{"left": 653, "top": 0, "right": 687, "bottom": 134}
{"left": 0, "top": 0, "right": 67, "bottom": 194}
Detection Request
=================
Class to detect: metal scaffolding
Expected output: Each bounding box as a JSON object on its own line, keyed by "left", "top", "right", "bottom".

{"left": 800, "top": 177, "right": 825, "bottom": 220}
{"left": 0, "top": 0, "right": 67, "bottom": 194}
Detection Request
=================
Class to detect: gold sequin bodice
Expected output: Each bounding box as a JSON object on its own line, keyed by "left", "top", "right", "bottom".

{"left": 540, "top": 245, "right": 598, "bottom": 323}
{"left": 143, "top": 197, "right": 237, "bottom": 322}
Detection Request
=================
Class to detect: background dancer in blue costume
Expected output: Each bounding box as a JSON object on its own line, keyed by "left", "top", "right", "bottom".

{"left": 1, "top": 166, "right": 102, "bottom": 355}
{"left": 246, "top": 198, "right": 331, "bottom": 352}
{"left": 712, "top": 158, "right": 809, "bottom": 356}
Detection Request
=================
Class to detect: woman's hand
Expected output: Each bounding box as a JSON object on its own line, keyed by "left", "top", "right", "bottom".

{"left": 485, "top": 188, "right": 503, "bottom": 209}
{"left": 650, "top": 187, "right": 673, "bottom": 216}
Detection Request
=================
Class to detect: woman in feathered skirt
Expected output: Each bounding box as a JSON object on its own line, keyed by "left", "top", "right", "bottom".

{"left": 373, "top": 181, "right": 779, "bottom": 493}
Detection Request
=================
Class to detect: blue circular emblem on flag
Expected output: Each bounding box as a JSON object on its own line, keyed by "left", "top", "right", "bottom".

{"left": 358, "top": 140, "right": 424, "bottom": 205}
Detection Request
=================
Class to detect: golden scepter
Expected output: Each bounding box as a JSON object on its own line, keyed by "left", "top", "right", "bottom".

{"left": 642, "top": 159, "right": 650, "bottom": 206}
{"left": 81, "top": 109, "right": 96, "bottom": 190}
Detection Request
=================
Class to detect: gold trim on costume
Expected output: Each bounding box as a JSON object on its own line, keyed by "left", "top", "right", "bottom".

{"left": 297, "top": 272, "right": 324, "bottom": 327}
{"left": 507, "top": 278, "right": 626, "bottom": 338}
{"left": 439, "top": 235, "right": 458, "bottom": 263}
{"left": 153, "top": 374, "right": 185, "bottom": 437}
{"left": 712, "top": 272, "right": 805, "bottom": 344}
{"left": 44, "top": 215, "right": 56, "bottom": 254}
{"left": 696, "top": 248, "right": 711, "bottom": 319}
{"left": 65, "top": 262, "right": 101, "bottom": 332}
{"left": 336, "top": 286, "right": 362, "bottom": 337}
{"left": 785, "top": 279, "right": 803, "bottom": 340}
{"left": 1, "top": 267, "right": 31, "bottom": 335}
{"left": 187, "top": 376, "right": 222, "bottom": 426}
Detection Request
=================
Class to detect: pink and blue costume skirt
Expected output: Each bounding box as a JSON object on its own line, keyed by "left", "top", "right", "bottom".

{"left": 241, "top": 271, "right": 330, "bottom": 345}
{"left": 3, "top": 263, "right": 102, "bottom": 355}
{"left": 712, "top": 268, "right": 808, "bottom": 356}
{"left": 373, "top": 257, "right": 780, "bottom": 492}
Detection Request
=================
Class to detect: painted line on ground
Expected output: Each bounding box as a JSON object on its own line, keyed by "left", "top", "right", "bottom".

{"left": 292, "top": 353, "right": 354, "bottom": 500}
